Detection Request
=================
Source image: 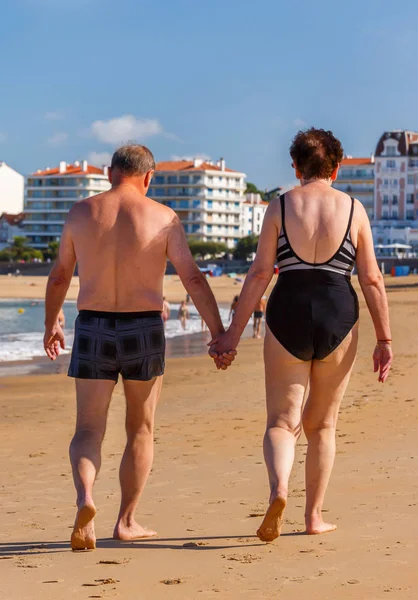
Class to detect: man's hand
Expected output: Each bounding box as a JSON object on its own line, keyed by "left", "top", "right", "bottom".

{"left": 208, "top": 330, "right": 239, "bottom": 371}
{"left": 44, "top": 324, "right": 65, "bottom": 361}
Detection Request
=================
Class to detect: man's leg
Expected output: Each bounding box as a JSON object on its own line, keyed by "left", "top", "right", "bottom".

{"left": 113, "top": 376, "right": 163, "bottom": 540}
{"left": 257, "top": 326, "right": 311, "bottom": 542}
{"left": 253, "top": 316, "right": 258, "bottom": 338}
{"left": 70, "top": 379, "right": 115, "bottom": 550}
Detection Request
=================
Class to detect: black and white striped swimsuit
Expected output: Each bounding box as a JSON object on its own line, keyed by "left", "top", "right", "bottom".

{"left": 266, "top": 194, "right": 359, "bottom": 360}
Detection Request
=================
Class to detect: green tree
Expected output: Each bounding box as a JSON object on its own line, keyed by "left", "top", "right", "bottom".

{"left": 233, "top": 234, "right": 259, "bottom": 260}
{"left": 188, "top": 240, "right": 228, "bottom": 259}
{"left": 245, "top": 182, "right": 265, "bottom": 200}
{"left": 43, "top": 240, "right": 60, "bottom": 261}
{"left": 10, "top": 236, "right": 31, "bottom": 260}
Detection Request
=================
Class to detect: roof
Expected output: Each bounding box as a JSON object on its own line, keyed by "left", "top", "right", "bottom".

{"left": 340, "top": 158, "right": 373, "bottom": 166}
{"left": 375, "top": 130, "right": 418, "bottom": 157}
{"left": 155, "top": 160, "right": 239, "bottom": 173}
{"left": 243, "top": 200, "right": 269, "bottom": 206}
{"left": 31, "top": 163, "right": 106, "bottom": 177}
{"left": 0, "top": 212, "right": 26, "bottom": 226}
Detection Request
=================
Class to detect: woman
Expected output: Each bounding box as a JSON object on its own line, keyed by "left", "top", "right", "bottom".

{"left": 211, "top": 128, "right": 392, "bottom": 542}
{"left": 229, "top": 295, "right": 240, "bottom": 321}
{"left": 178, "top": 300, "right": 189, "bottom": 331}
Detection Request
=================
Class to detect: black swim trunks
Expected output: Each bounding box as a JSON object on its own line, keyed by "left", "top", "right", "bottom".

{"left": 254, "top": 311, "right": 264, "bottom": 319}
{"left": 68, "top": 310, "right": 165, "bottom": 381}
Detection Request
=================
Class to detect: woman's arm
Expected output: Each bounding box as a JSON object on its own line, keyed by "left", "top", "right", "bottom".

{"left": 355, "top": 201, "right": 393, "bottom": 381}
{"left": 210, "top": 200, "right": 280, "bottom": 353}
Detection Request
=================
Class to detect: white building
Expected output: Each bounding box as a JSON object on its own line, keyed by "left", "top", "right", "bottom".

{"left": 23, "top": 160, "right": 110, "bottom": 248}
{"left": 334, "top": 156, "right": 375, "bottom": 219}
{"left": 149, "top": 158, "right": 246, "bottom": 249}
{"left": 0, "top": 162, "right": 24, "bottom": 214}
{"left": 0, "top": 213, "right": 25, "bottom": 250}
{"left": 372, "top": 130, "right": 418, "bottom": 250}
{"left": 241, "top": 193, "right": 268, "bottom": 236}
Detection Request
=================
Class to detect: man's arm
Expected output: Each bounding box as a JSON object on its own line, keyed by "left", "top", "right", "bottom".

{"left": 167, "top": 215, "right": 224, "bottom": 338}
{"left": 44, "top": 220, "right": 76, "bottom": 359}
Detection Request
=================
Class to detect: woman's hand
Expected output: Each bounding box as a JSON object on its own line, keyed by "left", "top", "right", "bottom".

{"left": 208, "top": 329, "right": 239, "bottom": 370}
{"left": 373, "top": 341, "right": 393, "bottom": 383}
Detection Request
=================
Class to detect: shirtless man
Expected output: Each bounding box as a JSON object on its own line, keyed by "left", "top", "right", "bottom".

{"left": 162, "top": 297, "right": 170, "bottom": 328}
{"left": 253, "top": 296, "right": 266, "bottom": 339}
{"left": 43, "top": 145, "right": 235, "bottom": 551}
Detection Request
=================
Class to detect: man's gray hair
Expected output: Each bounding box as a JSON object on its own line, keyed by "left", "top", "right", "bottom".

{"left": 111, "top": 144, "right": 155, "bottom": 175}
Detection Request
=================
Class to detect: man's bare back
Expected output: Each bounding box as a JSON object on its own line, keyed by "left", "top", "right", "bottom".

{"left": 68, "top": 185, "right": 173, "bottom": 312}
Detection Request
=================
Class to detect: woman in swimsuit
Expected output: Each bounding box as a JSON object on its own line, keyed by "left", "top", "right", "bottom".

{"left": 210, "top": 128, "right": 392, "bottom": 542}
{"left": 178, "top": 300, "right": 189, "bottom": 331}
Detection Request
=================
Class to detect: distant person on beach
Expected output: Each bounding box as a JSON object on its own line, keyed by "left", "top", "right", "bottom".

{"left": 162, "top": 297, "right": 170, "bottom": 328}
{"left": 58, "top": 308, "right": 65, "bottom": 329}
{"left": 229, "top": 295, "right": 239, "bottom": 321}
{"left": 178, "top": 300, "right": 189, "bottom": 330}
{"left": 210, "top": 128, "right": 392, "bottom": 542}
{"left": 253, "top": 297, "right": 266, "bottom": 339}
{"left": 43, "top": 144, "right": 235, "bottom": 551}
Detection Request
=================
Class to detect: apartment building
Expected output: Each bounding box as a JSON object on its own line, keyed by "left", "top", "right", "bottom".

{"left": 23, "top": 160, "right": 110, "bottom": 248}
{"left": 334, "top": 156, "right": 375, "bottom": 219}
{"left": 149, "top": 158, "right": 246, "bottom": 248}
{"left": 241, "top": 193, "right": 268, "bottom": 236}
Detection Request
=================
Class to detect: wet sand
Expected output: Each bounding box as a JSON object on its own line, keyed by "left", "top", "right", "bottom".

{"left": 0, "top": 279, "right": 417, "bottom": 599}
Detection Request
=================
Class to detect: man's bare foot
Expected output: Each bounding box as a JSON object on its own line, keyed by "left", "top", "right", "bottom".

{"left": 71, "top": 502, "right": 97, "bottom": 551}
{"left": 113, "top": 520, "right": 157, "bottom": 541}
{"left": 256, "top": 495, "right": 287, "bottom": 542}
{"left": 305, "top": 517, "right": 337, "bottom": 535}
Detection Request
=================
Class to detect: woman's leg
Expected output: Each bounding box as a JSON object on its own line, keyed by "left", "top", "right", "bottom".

{"left": 257, "top": 325, "right": 311, "bottom": 541}
{"left": 302, "top": 324, "right": 358, "bottom": 534}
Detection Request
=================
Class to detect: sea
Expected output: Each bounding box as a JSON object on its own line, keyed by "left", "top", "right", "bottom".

{"left": 0, "top": 299, "right": 233, "bottom": 375}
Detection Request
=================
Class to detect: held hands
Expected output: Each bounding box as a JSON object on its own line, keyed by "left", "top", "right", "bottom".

{"left": 43, "top": 323, "right": 65, "bottom": 361}
{"left": 208, "top": 329, "right": 239, "bottom": 371}
{"left": 373, "top": 341, "right": 393, "bottom": 383}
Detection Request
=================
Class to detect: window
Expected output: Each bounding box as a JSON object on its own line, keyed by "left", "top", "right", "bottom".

{"left": 192, "top": 224, "right": 200, "bottom": 233}
{"left": 407, "top": 194, "right": 414, "bottom": 204}
{"left": 207, "top": 225, "right": 212, "bottom": 232}
{"left": 383, "top": 195, "right": 389, "bottom": 204}
{"left": 392, "top": 195, "right": 398, "bottom": 205}
{"left": 392, "top": 179, "right": 398, "bottom": 186}
{"left": 167, "top": 176, "right": 177, "bottom": 184}
{"left": 408, "top": 174, "right": 415, "bottom": 185}
{"left": 391, "top": 211, "right": 398, "bottom": 219}
{"left": 386, "top": 146, "right": 396, "bottom": 156}
{"left": 193, "top": 200, "right": 200, "bottom": 208}
{"left": 179, "top": 175, "right": 189, "bottom": 184}
{"left": 155, "top": 188, "right": 165, "bottom": 197}
{"left": 406, "top": 210, "right": 414, "bottom": 220}
{"left": 178, "top": 200, "right": 189, "bottom": 209}
{"left": 414, "top": 146, "right": 418, "bottom": 155}
{"left": 154, "top": 175, "right": 164, "bottom": 184}
{"left": 148, "top": 188, "right": 154, "bottom": 196}
{"left": 207, "top": 200, "right": 213, "bottom": 208}
{"left": 193, "top": 176, "right": 202, "bottom": 184}
{"left": 386, "top": 160, "right": 396, "bottom": 168}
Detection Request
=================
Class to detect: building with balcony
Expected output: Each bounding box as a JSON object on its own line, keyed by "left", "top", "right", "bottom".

{"left": 241, "top": 194, "right": 268, "bottom": 236}
{"left": 149, "top": 158, "right": 246, "bottom": 249}
{"left": 0, "top": 213, "right": 25, "bottom": 250}
{"left": 0, "top": 161, "right": 24, "bottom": 214}
{"left": 23, "top": 160, "right": 110, "bottom": 248}
{"left": 334, "top": 156, "right": 375, "bottom": 219}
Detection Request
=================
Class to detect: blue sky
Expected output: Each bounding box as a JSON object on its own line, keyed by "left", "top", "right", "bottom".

{"left": 1, "top": 0, "right": 418, "bottom": 188}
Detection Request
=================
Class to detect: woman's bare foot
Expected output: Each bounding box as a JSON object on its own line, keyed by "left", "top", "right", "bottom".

{"left": 71, "top": 502, "right": 97, "bottom": 551}
{"left": 256, "top": 495, "right": 287, "bottom": 542}
{"left": 305, "top": 515, "right": 337, "bottom": 535}
{"left": 113, "top": 520, "right": 157, "bottom": 541}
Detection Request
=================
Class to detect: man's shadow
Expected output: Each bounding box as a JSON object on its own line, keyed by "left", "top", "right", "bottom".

{"left": 0, "top": 532, "right": 305, "bottom": 557}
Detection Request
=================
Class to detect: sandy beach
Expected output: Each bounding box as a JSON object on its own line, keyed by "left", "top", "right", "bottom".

{"left": 0, "top": 275, "right": 417, "bottom": 599}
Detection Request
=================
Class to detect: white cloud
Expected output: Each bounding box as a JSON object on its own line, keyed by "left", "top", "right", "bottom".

{"left": 170, "top": 153, "right": 211, "bottom": 162}
{"left": 44, "top": 110, "right": 65, "bottom": 121}
{"left": 293, "top": 118, "right": 307, "bottom": 128}
{"left": 0, "top": 132, "right": 6, "bottom": 143}
{"left": 91, "top": 115, "right": 163, "bottom": 145}
{"left": 47, "top": 132, "right": 68, "bottom": 146}
{"left": 88, "top": 151, "right": 112, "bottom": 167}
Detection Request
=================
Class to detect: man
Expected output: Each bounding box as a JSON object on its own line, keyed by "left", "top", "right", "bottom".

{"left": 253, "top": 296, "right": 266, "bottom": 339}
{"left": 43, "top": 145, "right": 235, "bottom": 551}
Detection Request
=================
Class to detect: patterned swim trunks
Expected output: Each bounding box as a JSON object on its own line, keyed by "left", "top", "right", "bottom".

{"left": 68, "top": 310, "right": 165, "bottom": 382}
